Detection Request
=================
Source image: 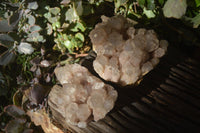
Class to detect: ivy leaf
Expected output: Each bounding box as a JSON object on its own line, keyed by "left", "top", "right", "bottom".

{"left": 0, "top": 34, "right": 14, "bottom": 48}
{"left": 0, "top": 50, "right": 16, "bottom": 66}
{"left": 163, "top": 0, "right": 187, "bottom": 19}
{"left": 27, "top": 1, "right": 38, "bottom": 10}
{"left": 0, "top": 20, "right": 14, "bottom": 32}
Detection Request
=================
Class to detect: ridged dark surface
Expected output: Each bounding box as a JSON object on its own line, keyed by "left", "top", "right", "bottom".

{"left": 67, "top": 47, "right": 200, "bottom": 133}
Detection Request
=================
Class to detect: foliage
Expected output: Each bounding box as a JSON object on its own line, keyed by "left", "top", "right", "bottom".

{"left": 0, "top": 0, "right": 200, "bottom": 132}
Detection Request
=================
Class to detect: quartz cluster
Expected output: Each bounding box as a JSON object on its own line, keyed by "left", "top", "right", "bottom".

{"left": 48, "top": 64, "right": 118, "bottom": 128}
{"left": 89, "top": 15, "right": 168, "bottom": 86}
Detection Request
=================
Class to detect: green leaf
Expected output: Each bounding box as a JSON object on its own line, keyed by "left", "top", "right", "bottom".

{"left": 0, "top": 50, "right": 16, "bottom": 66}
{"left": 0, "top": 34, "right": 14, "bottom": 48}
{"left": 163, "top": 0, "right": 187, "bottom": 19}
{"left": 115, "top": 0, "right": 128, "bottom": 9}
{"left": 189, "top": 14, "right": 200, "bottom": 28}
{"left": 47, "top": 23, "right": 53, "bottom": 35}
{"left": 147, "top": 0, "right": 155, "bottom": 10}
{"left": 75, "top": 33, "right": 84, "bottom": 42}
{"left": 195, "top": 0, "right": 200, "bottom": 7}
{"left": 70, "top": 22, "right": 86, "bottom": 32}
{"left": 49, "top": 7, "right": 60, "bottom": 15}
{"left": 158, "top": 0, "right": 164, "bottom": 5}
{"left": 143, "top": 7, "right": 155, "bottom": 18}
{"left": 29, "top": 25, "right": 42, "bottom": 32}
{"left": 27, "top": 15, "right": 35, "bottom": 25}
{"left": 0, "top": 20, "right": 14, "bottom": 32}
{"left": 27, "top": 1, "right": 38, "bottom": 10}
{"left": 65, "top": 8, "right": 79, "bottom": 22}
{"left": 137, "top": 0, "right": 145, "bottom": 7}
{"left": 4, "top": 105, "right": 25, "bottom": 118}
{"left": 75, "top": 0, "right": 83, "bottom": 16}
{"left": 17, "top": 42, "right": 34, "bottom": 54}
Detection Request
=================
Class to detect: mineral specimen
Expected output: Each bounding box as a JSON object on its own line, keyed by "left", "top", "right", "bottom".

{"left": 89, "top": 15, "right": 168, "bottom": 86}
{"left": 48, "top": 64, "right": 118, "bottom": 128}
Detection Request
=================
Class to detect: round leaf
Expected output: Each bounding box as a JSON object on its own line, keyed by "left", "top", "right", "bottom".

{"left": 5, "top": 118, "right": 26, "bottom": 133}
{"left": 27, "top": 15, "right": 35, "bottom": 25}
{"left": 17, "top": 42, "right": 34, "bottom": 55}
{"left": 27, "top": 1, "right": 38, "bottom": 10}
{"left": 163, "top": 0, "right": 187, "bottom": 19}
{"left": 65, "top": 8, "right": 79, "bottom": 22}
{"left": 29, "top": 25, "right": 41, "bottom": 32}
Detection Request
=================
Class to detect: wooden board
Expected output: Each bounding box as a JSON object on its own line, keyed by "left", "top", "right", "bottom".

{"left": 63, "top": 46, "right": 200, "bottom": 133}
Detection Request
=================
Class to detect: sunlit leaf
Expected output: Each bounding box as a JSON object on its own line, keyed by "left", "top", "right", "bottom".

{"left": 49, "top": 7, "right": 60, "bottom": 15}
{"left": 4, "top": 105, "right": 25, "bottom": 118}
{"left": 0, "top": 20, "right": 14, "bottom": 32}
{"left": 5, "top": 118, "right": 26, "bottom": 133}
{"left": 17, "top": 42, "right": 34, "bottom": 55}
{"left": 0, "top": 34, "right": 14, "bottom": 48}
{"left": 163, "top": 0, "right": 187, "bottom": 19}
{"left": 65, "top": 8, "right": 79, "bottom": 22}
{"left": 143, "top": 7, "right": 155, "bottom": 18}
{"left": 29, "top": 25, "right": 41, "bottom": 32}
{"left": 0, "top": 50, "right": 16, "bottom": 66}
{"left": 61, "top": 0, "right": 71, "bottom": 5}
{"left": 47, "top": 23, "right": 53, "bottom": 35}
{"left": 27, "top": 1, "right": 38, "bottom": 10}
{"left": 27, "top": 15, "right": 35, "bottom": 25}
{"left": 115, "top": 0, "right": 128, "bottom": 9}
{"left": 75, "top": 33, "right": 84, "bottom": 42}
{"left": 70, "top": 22, "right": 86, "bottom": 32}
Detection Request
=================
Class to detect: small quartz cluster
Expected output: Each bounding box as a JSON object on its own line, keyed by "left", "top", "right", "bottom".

{"left": 48, "top": 64, "right": 117, "bottom": 128}
{"left": 89, "top": 15, "right": 168, "bottom": 86}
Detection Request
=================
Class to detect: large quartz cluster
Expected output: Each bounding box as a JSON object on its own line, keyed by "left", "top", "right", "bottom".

{"left": 89, "top": 15, "right": 168, "bottom": 86}
{"left": 48, "top": 64, "right": 117, "bottom": 128}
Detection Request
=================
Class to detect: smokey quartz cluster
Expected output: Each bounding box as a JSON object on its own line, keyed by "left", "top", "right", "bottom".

{"left": 48, "top": 64, "right": 117, "bottom": 128}
{"left": 89, "top": 15, "right": 168, "bottom": 86}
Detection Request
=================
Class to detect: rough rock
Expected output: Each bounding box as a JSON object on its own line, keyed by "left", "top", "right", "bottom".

{"left": 48, "top": 64, "right": 117, "bottom": 128}
{"left": 89, "top": 15, "right": 168, "bottom": 86}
